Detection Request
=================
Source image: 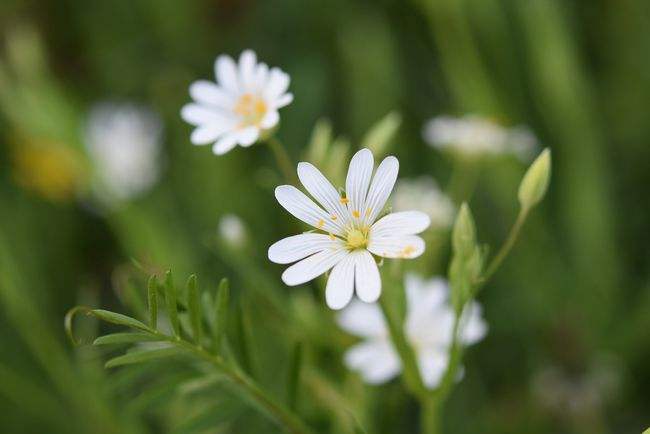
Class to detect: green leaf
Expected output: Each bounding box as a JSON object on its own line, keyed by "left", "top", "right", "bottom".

{"left": 235, "top": 298, "right": 254, "bottom": 377}
{"left": 164, "top": 270, "right": 181, "bottom": 338}
{"left": 287, "top": 341, "right": 303, "bottom": 410}
{"left": 147, "top": 275, "right": 158, "bottom": 329}
{"left": 213, "top": 278, "right": 229, "bottom": 353}
{"left": 93, "top": 333, "right": 163, "bottom": 346}
{"left": 91, "top": 309, "right": 151, "bottom": 332}
{"left": 105, "top": 347, "right": 186, "bottom": 368}
{"left": 361, "top": 111, "right": 401, "bottom": 157}
{"left": 187, "top": 274, "right": 202, "bottom": 345}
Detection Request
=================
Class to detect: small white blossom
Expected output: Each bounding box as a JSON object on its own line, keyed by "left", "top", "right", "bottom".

{"left": 423, "top": 115, "right": 538, "bottom": 161}
{"left": 218, "top": 213, "right": 247, "bottom": 247}
{"left": 268, "top": 148, "right": 430, "bottom": 310}
{"left": 337, "top": 274, "right": 487, "bottom": 388}
{"left": 393, "top": 177, "right": 454, "bottom": 229}
{"left": 181, "top": 49, "right": 293, "bottom": 155}
{"left": 85, "top": 103, "right": 162, "bottom": 202}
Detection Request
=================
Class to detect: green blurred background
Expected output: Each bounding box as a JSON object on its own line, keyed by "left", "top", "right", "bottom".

{"left": 0, "top": 0, "right": 648, "bottom": 433}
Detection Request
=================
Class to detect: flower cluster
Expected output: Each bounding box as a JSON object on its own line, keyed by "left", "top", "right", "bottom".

{"left": 338, "top": 274, "right": 487, "bottom": 387}
{"left": 181, "top": 50, "right": 293, "bottom": 155}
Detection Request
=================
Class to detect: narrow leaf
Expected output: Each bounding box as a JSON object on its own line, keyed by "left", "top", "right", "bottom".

{"left": 235, "top": 299, "right": 254, "bottom": 377}
{"left": 361, "top": 111, "right": 401, "bottom": 156}
{"left": 93, "top": 333, "right": 163, "bottom": 346}
{"left": 187, "top": 274, "right": 201, "bottom": 345}
{"left": 105, "top": 347, "right": 185, "bottom": 368}
{"left": 164, "top": 270, "right": 181, "bottom": 338}
{"left": 64, "top": 306, "right": 92, "bottom": 345}
{"left": 213, "top": 278, "right": 229, "bottom": 353}
{"left": 287, "top": 341, "right": 303, "bottom": 410}
{"left": 91, "top": 309, "right": 151, "bottom": 332}
{"left": 148, "top": 275, "right": 158, "bottom": 329}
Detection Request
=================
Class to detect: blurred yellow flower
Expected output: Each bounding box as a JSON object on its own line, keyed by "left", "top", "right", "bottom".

{"left": 11, "top": 137, "right": 85, "bottom": 203}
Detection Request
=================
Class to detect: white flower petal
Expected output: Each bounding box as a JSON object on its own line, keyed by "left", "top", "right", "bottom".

{"left": 274, "top": 93, "right": 293, "bottom": 108}
{"left": 418, "top": 349, "right": 449, "bottom": 389}
{"left": 371, "top": 211, "right": 430, "bottom": 238}
{"left": 212, "top": 133, "right": 238, "bottom": 155}
{"left": 353, "top": 250, "right": 381, "bottom": 303}
{"left": 344, "top": 341, "right": 401, "bottom": 385}
{"left": 181, "top": 103, "right": 222, "bottom": 126}
{"left": 215, "top": 55, "right": 239, "bottom": 94}
{"left": 268, "top": 233, "right": 343, "bottom": 264}
{"left": 281, "top": 248, "right": 348, "bottom": 286}
{"left": 274, "top": 185, "right": 344, "bottom": 235}
{"left": 362, "top": 155, "right": 399, "bottom": 225}
{"left": 260, "top": 110, "right": 279, "bottom": 129}
{"left": 297, "top": 162, "right": 349, "bottom": 230}
{"left": 238, "top": 49, "right": 257, "bottom": 91}
{"left": 345, "top": 148, "right": 374, "bottom": 221}
{"left": 264, "top": 67, "right": 290, "bottom": 99}
{"left": 337, "top": 300, "right": 387, "bottom": 339}
{"left": 190, "top": 124, "right": 226, "bottom": 145}
{"left": 189, "top": 81, "right": 233, "bottom": 109}
{"left": 325, "top": 254, "right": 356, "bottom": 310}
{"left": 367, "top": 235, "right": 425, "bottom": 259}
{"left": 459, "top": 301, "right": 488, "bottom": 345}
{"left": 405, "top": 275, "right": 447, "bottom": 314}
{"left": 235, "top": 126, "right": 259, "bottom": 147}
{"left": 254, "top": 63, "right": 269, "bottom": 90}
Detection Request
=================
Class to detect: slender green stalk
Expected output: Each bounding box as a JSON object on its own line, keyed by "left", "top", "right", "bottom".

{"left": 149, "top": 331, "right": 314, "bottom": 434}
{"left": 480, "top": 207, "right": 529, "bottom": 284}
{"left": 420, "top": 396, "right": 441, "bottom": 434}
{"left": 378, "top": 280, "right": 427, "bottom": 400}
{"left": 267, "top": 136, "right": 297, "bottom": 184}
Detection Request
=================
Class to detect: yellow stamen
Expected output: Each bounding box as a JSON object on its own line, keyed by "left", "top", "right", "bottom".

{"left": 340, "top": 197, "right": 349, "bottom": 204}
{"left": 331, "top": 215, "right": 338, "bottom": 221}
{"left": 401, "top": 245, "right": 416, "bottom": 257}
{"left": 317, "top": 219, "right": 325, "bottom": 229}
{"left": 365, "top": 207, "right": 373, "bottom": 216}
{"left": 329, "top": 233, "right": 336, "bottom": 241}
{"left": 233, "top": 93, "right": 267, "bottom": 127}
{"left": 352, "top": 210, "right": 360, "bottom": 218}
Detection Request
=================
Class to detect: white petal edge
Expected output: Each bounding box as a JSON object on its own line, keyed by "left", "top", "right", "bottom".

{"left": 261, "top": 110, "right": 279, "bottom": 129}
{"left": 215, "top": 55, "right": 239, "bottom": 94}
{"left": 418, "top": 349, "right": 449, "bottom": 389}
{"left": 268, "top": 233, "right": 343, "bottom": 264}
{"left": 274, "top": 185, "right": 344, "bottom": 235}
{"left": 325, "top": 254, "right": 356, "bottom": 310}
{"left": 344, "top": 341, "right": 401, "bottom": 385}
{"left": 371, "top": 211, "right": 431, "bottom": 238}
{"left": 297, "top": 162, "right": 349, "bottom": 230}
{"left": 191, "top": 124, "right": 226, "bottom": 145}
{"left": 345, "top": 148, "right": 374, "bottom": 222}
{"left": 274, "top": 93, "right": 293, "bottom": 108}
{"left": 235, "top": 126, "right": 260, "bottom": 147}
{"left": 189, "top": 81, "right": 233, "bottom": 109}
{"left": 281, "top": 248, "right": 348, "bottom": 286}
{"left": 367, "top": 235, "right": 425, "bottom": 259}
{"left": 353, "top": 250, "right": 381, "bottom": 303}
{"left": 212, "top": 133, "right": 238, "bottom": 155}
{"left": 362, "top": 155, "right": 399, "bottom": 225}
{"left": 238, "top": 49, "right": 257, "bottom": 91}
{"left": 337, "top": 299, "right": 387, "bottom": 338}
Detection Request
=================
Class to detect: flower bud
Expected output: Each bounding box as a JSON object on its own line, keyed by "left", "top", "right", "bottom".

{"left": 518, "top": 148, "right": 551, "bottom": 211}
{"left": 361, "top": 111, "right": 401, "bottom": 157}
{"left": 452, "top": 203, "right": 476, "bottom": 258}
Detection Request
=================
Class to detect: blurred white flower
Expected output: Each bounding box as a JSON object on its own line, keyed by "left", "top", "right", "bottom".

{"left": 218, "top": 213, "right": 247, "bottom": 247}
{"left": 85, "top": 103, "right": 162, "bottom": 202}
{"left": 423, "top": 115, "right": 538, "bottom": 161}
{"left": 268, "top": 148, "right": 430, "bottom": 310}
{"left": 338, "top": 274, "right": 487, "bottom": 388}
{"left": 393, "top": 177, "right": 454, "bottom": 229}
{"left": 181, "top": 49, "right": 293, "bottom": 155}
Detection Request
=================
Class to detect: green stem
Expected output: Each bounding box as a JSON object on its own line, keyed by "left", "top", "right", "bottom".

{"left": 267, "top": 136, "right": 297, "bottom": 184}
{"left": 155, "top": 333, "right": 314, "bottom": 434}
{"left": 378, "top": 278, "right": 428, "bottom": 400}
{"left": 420, "top": 396, "right": 441, "bottom": 434}
{"left": 480, "top": 206, "right": 529, "bottom": 284}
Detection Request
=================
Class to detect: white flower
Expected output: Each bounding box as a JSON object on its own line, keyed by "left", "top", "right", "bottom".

{"left": 337, "top": 274, "right": 487, "bottom": 388}
{"left": 268, "top": 148, "right": 430, "bottom": 310}
{"left": 181, "top": 49, "right": 293, "bottom": 155}
{"left": 218, "top": 213, "right": 247, "bottom": 247}
{"left": 85, "top": 102, "right": 162, "bottom": 202}
{"left": 423, "top": 115, "right": 538, "bottom": 161}
{"left": 393, "top": 177, "right": 454, "bottom": 229}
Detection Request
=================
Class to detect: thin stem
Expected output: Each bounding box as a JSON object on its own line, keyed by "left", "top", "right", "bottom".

{"left": 267, "top": 136, "right": 297, "bottom": 184}
{"left": 480, "top": 207, "right": 529, "bottom": 284}
{"left": 154, "top": 332, "right": 314, "bottom": 434}
{"left": 378, "top": 278, "right": 428, "bottom": 400}
{"left": 420, "top": 396, "right": 441, "bottom": 434}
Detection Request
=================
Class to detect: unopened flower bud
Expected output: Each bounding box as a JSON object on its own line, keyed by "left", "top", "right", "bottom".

{"left": 518, "top": 148, "right": 551, "bottom": 211}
